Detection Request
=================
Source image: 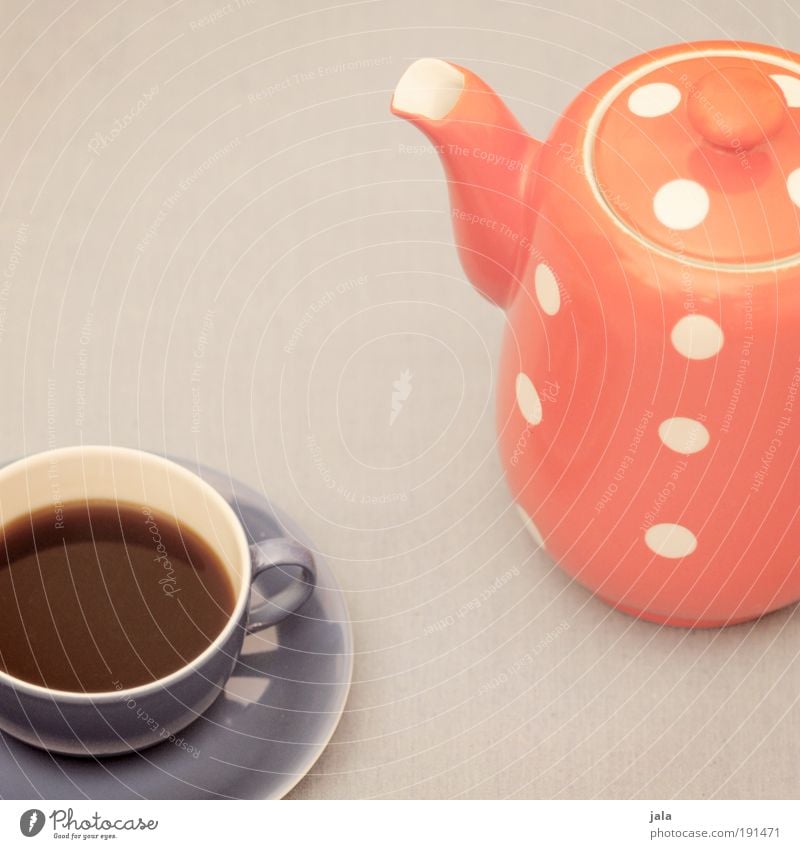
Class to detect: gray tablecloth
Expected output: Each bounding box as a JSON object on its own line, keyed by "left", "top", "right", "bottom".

{"left": 1, "top": 0, "right": 798, "bottom": 799}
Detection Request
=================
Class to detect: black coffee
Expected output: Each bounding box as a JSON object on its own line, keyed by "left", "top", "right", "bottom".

{"left": 0, "top": 500, "right": 236, "bottom": 692}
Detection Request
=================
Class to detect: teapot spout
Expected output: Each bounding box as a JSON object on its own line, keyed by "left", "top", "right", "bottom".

{"left": 392, "top": 59, "right": 541, "bottom": 309}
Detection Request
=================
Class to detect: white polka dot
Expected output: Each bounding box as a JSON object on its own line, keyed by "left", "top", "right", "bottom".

{"left": 658, "top": 417, "right": 710, "bottom": 454}
{"left": 671, "top": 315, "right": 724, "bottom": 360}
{"left": 788, "top": 168, "right": 800, "bottom": 208}
{"left": 515, "top": 372, "right": 542, "bottom": 425}
{"left": 645, "top": 523, "right": 697, "bottom": 558}
{"left": 770, "top": 74, "right": 800, "bottom": 107}
{"left": 516, "top": 504, "right": 545, "bottom": 549}
{"left": 627, "top": 82, "right": 682, "bottom": 117}
{"left": 534, "top": 263, "right": 560, "bottom": 316}
{"left": 653, "top": 179, "right": 710, "bottom": 230}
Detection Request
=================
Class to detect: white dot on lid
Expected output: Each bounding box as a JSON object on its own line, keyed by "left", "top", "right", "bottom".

{"left": 534, "top": 263, "right": 561, "bottom": 316}
{"left": 645, "top": 523, "right": 697, "bottom": 559}
{"left": 515, "top": 372, "right": 542, "bottom": 425}
{"left": 671, "top": 315, "right": 724, "bottom": 360}
{"left": 627, "top": 82, "right": 682, "bottom": 117}
{"left": 516, "top": 504, "right": 545, "bottom": 549}
{"left": 770, "top": 74, "right": 800, "bottom": 107}
{"left": 658, "top": 417, "right": 710, "bottom": 455}
{"left": 788, "top": 168, "right": 800, "bottom": 208}
{"left": 653, "top": 179, "right": 710, "bottom": 230}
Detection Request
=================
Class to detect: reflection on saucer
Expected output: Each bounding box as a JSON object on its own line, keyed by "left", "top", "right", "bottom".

{"left": 223, "top": 647, "right": 278, "bottom": 709}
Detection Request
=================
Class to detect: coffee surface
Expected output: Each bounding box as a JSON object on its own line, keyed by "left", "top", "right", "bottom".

{"left": 0, "top": 500, "right": 236, "bottom": 692}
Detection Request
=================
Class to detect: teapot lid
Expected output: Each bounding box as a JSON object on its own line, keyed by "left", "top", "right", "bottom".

{"left": 586, "top": 47, "right": 800, "bottom": 268}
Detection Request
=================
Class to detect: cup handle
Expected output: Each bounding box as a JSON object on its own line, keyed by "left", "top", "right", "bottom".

{"left": 246, "top": 537, "right": 317, "bottom": 633}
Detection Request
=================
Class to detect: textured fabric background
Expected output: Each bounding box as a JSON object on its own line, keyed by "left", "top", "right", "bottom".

{"left": 0, "top": 0, "right": 798, "bottom": 799}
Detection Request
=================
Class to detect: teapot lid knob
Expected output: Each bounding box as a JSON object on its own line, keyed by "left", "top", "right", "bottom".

{"left": 687, "top": 66, "right": 786, "bottom": 150}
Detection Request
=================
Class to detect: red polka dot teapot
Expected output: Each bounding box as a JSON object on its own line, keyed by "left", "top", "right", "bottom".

{"left": 391, "top": 42, "right": 800, "bottom": 627}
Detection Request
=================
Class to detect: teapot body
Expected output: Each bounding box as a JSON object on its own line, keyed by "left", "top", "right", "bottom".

{"left": 500, "top": 198, "right": 800, "bottom": 627}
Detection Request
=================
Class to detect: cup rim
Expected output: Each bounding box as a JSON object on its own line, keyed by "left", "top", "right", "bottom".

{"left": 0, "top": 445, "right": 251, "bottom": 703}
